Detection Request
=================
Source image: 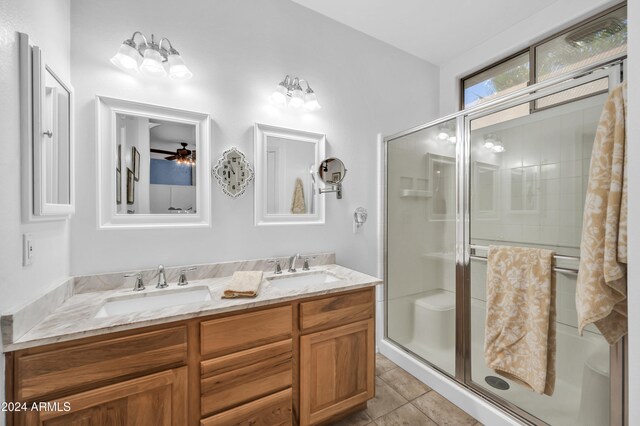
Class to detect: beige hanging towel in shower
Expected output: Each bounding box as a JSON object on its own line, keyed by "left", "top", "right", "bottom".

{"left": 485, "top": 245, "right": 556, "bottom": 396}
{"left": 576, "top": 81, "right": 627, "bottom": 345}
{"left": 291, "top": 177, "right": 306, "bottom": 214}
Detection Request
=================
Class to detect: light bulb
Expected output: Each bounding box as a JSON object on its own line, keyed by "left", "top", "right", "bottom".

{"left": 167, "top": 53, "right": 192, "bottom": 80}
{"left": 304, "top": 91, "right": 320, "bottom": 111}
{"left": 493, "top": 144, "right": 505, "bottom": 153}
{"left": 140, "top": 47, "right": 166, "bottom": 77}
{"left": 270, "top": 85, "right": 288, "bottom": 106}
{"left": 438, "top": 131, "right": 449, "bottom": 140}
{"left": 483, "top": 141, "right": 494, "bottom": 149}
{"left": 110, "top": 40, "right": 141, "bottom": 73}
{"left": 289, "top": 88, "right": 304, "bottom": 108}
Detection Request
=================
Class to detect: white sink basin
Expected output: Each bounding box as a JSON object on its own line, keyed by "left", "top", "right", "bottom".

{"left": 95, "top": 286, "right": 212, "bottom": 318}
{"left": 268, "top": 271, "right": 341, "bottom": 289}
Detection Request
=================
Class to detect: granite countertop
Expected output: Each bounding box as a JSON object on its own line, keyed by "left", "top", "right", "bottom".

{"left": 4, "top": 264, "right": 381, "bottom": 352}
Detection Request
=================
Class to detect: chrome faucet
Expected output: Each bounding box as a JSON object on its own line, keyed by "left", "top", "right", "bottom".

{"left": 124, "top": 272, "right": 145, "bottom": 292}
{"left": 177, "top": 267, "right": 197, "bottom": 286}
{"left": 288, "top": 253, "right": 300, "bottom": 273}
{"left": 156, "top": 265, "right": 168, "bottom": 288}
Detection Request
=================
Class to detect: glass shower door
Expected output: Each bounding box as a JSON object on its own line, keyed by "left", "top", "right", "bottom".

{"left": 466, "top": 73, "right": 616, "bottom": 425}
{"left": 386, "top": 118, "right": 458, "bottom": 376}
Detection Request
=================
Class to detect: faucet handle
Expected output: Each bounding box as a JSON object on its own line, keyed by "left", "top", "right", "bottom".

{"left": 124, "top": 272, "right": 145, "bottom": 292}
{"left": 302, "top": 256, "right": 316, "bottom": 271}
{"left": 178, "top": 267, "right": 197, "bottom": 286}
{"left": 268, "top": 260, "right": 282, "bottom": 274}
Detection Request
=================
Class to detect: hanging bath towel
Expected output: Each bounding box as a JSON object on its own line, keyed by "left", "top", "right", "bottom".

{"left": 291, "top": 177, "right": 306, "bottom": 214}
{"left": 485, "top": 245, "right": 556, "bottom": 396}
{"left": 576, "top": 81, "right": 627, "bottom": 345}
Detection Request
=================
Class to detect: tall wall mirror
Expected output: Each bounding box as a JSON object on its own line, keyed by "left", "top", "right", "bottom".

{"left": 96, "top": 96, "right": 210, "bottom": 228}
{"left": 254, "top": 123, "right": 325, "bottom": 225}
{"left": 21, "top": 33, "right": 75, "bottom": 219}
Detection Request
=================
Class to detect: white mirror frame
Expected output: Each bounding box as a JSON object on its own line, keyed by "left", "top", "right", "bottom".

{"left": 96, "top": 96, "right": 211, "bottom": 229}
{"left": 21, "top": 33, "right": 75, "bottom": 220}
{"left": 254, "top": 123, "right": 325, "bottom": 226}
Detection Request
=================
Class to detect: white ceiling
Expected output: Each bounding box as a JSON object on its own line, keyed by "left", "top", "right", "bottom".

{"left": 290, "top": 0, "right": 559, "bottom": 65}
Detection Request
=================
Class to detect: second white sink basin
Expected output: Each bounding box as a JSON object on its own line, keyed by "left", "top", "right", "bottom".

{"left": 268, "top": 271, "right": 341, "bottom": 289}
{"left": 95, "top": 286, "right": 212, "bottom": 318}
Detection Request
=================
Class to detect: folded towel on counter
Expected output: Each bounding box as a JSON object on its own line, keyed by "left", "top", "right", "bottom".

{"left": 485, "top": 245, "right": 556, "bottom": 396}
{"left": 577, "top": 81, "right": 628, "bottom": 345}
{"left": 223, "top": 271, "right": 263, "bottom": 298}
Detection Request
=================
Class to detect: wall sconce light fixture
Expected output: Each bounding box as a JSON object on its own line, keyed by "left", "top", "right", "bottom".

{"left": 111, "top": 31, "right": 192, "bottom": 80}
{"left": 484, "top": 134, "right": 505, "bottom": 152}
{"left": 269, "top": 75, "right": 321, "bottom": 111}
{"left": 437, "top": 123, "right": 457, "bottom": 144}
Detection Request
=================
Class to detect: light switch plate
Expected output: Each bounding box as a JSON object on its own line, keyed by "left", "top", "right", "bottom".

{"left": 23, "top": 234, "right": 34, "bottom": 266}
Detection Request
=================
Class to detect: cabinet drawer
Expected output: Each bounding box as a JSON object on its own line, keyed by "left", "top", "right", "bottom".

{"left": 15, "top": 326, "right": 188, "bottom": 401}
{"left": 299, "top": 289, "right": 374, "bottom": 332}
{"left": 200, "top": 306, "right": 292, "bottom": 357}
{"left": 201, "top": 388, "right": 292, "bottom": 426}
{"left": 201, "top": 340, "right": 292, "bottom": 416}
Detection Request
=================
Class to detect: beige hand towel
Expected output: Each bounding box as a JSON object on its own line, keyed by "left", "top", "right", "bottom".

{"left": 576, "top": 81, "right": 627, "bottom": 345}
{"left": 291, "top": 178, "right": 306, "bottom": 214}
{"left": 223, "top": 271, "right": 263, "bottom": 298}
{"left": 485, "top": 245, "right": 556, "bottom": 396}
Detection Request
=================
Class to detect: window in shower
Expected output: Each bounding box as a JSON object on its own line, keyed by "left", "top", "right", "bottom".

{"left": 386, "top": 119, "right": 458, "bottom": 376}
{"left": 461, "top": 3, "right": 627, "bottom": 110}
{"left": 467, "top": 82, "right": 613, "bottom": 426}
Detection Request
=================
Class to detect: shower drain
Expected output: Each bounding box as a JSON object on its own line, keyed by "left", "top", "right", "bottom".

{"left": 485, "top": 376, "right": 510, "bottom": 390}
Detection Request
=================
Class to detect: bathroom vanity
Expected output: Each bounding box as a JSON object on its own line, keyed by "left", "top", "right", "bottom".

{"left": 3, "top": 262, "right": 379, "bottom": 426}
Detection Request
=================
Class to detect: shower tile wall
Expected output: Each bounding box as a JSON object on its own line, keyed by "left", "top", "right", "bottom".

{"left": 470, "top": 94, "right": 606, "bottom": 333}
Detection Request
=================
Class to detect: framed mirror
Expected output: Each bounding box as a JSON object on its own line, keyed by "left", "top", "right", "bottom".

{"left": 254, "top": 123, "right": 325, "bottom": 225}
{"left": 96, "top": 96, "right": 211, "bottom": 228}
{"left": 29, "top": 40, "right": 75, "bottom": 218}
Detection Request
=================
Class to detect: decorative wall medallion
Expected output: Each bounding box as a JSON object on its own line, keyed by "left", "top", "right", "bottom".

{"left": 212, "top": 147, "right": 253, "bottom": 198}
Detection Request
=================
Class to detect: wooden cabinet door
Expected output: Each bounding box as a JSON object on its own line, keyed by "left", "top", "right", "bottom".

{"left": 299, "top": 319, "right": 375, "bottom": 426}
{"left": 17, "top": 367, "right": 187, "bottom": 426}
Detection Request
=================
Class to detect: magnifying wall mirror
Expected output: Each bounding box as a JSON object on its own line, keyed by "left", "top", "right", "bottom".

{"left": 97, "top": 96, "right": 211, "bottom": 228}
{"left": 318, "top": 157, "right": 347, "bottom": 199}
{"left": 254, "top": 123, "right": 325, "bottom": 225}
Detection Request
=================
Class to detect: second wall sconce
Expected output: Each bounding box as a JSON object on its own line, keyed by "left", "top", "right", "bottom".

{"left": 269, "top": 75, "right": 321, "bottom": 111}
{"left": 111, "top": 31, "right": 192, "bottom": 80}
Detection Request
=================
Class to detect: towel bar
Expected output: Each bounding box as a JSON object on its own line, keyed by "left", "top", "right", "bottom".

{"left": 468, "top": 254, "right": 579, "bottom": 274}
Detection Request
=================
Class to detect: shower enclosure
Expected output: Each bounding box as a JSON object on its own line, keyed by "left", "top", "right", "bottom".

{"left": 384, "top": 61, "right": 625, "bottom": 425}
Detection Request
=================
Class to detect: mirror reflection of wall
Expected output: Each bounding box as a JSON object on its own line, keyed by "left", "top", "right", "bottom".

{"left": 43, "top": 69, "right": 71, "bottom": 205}
{"left": 265, "top": 136, "right": 316, "bottom": 215}
{"left": 116, "top": 114, "right": 197, "bottom": 215}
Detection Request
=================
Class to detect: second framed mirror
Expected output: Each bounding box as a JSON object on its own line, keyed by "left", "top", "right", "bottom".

{"left": 254, "top": 123, "right": 325, "bottom": 225}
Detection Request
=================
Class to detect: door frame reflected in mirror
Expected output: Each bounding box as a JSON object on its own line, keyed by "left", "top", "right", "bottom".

{"left": 96, "top": 96, "right": 211, "bottom": 229}
{"left": 254, "top": 123, "right": 325, "bottom": 226}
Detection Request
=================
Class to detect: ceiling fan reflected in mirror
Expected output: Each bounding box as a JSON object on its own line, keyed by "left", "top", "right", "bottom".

{"left": 151, "top": 142, "right": 196, "bottom": 165}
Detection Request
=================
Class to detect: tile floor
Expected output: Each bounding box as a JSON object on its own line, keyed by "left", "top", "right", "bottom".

{"left": 331, "top": 354, "right": 483, "bottom": 426}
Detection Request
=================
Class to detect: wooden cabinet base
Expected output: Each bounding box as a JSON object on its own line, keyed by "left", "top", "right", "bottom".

{"left": 16, "top": 367, "right": 187, "bottom": 426}
{"left": 200, "top": 388, "right": 292, "bottom": 426}
{"left": 299, "top": 319, "right": 375, "bottom": 426}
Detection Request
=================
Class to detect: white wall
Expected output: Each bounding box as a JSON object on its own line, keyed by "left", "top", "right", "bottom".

{"left": 0, "top": 0, "right": 71, "bottom": 422}
{"left": 69, "top": 0, "right": 439, "bottom": 276}
{"left": 438, "top": 0, "right": 622, "bottom": 115}
{"left": 626, "top": 1, "right": 638, "bottom": 423}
